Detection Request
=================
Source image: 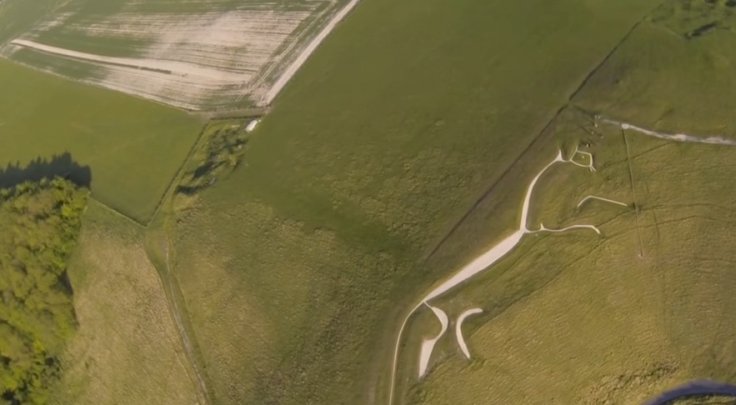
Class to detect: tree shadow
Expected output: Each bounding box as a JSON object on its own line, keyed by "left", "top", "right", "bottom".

{"left": 0, "top": 152, "right": 92, "bottom": 189}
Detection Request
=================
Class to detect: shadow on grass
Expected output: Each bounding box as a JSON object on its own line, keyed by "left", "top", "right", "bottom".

{"left": 0, "top": 152, "right": 91, "bottom": 189}
{"left": 645, "top": 380, "right": 736, "bottom": 405}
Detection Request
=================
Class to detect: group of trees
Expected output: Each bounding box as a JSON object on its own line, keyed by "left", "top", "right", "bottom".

{"left": 0, "top": 178, "right": 87, "bottom": 404}
{"left": 177, "top": 125, "right": 248, "bottom": 196}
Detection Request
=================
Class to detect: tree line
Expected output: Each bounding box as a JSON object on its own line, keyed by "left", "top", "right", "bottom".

{"left": 0, "top": 178, "right": 87, "bottom": 404}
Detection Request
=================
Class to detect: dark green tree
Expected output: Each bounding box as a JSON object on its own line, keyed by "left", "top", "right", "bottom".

{"left": 0, "top": 178, "right": 87, "bottom": 404}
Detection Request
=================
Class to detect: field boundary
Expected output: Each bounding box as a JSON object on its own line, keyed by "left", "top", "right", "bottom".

{"left": 83, "top": 143, "right": 215, "bottom": 403}
{"left": 423, "top": 104, "right": 565, "bottom": 260}
{"left": 88, "top": 196, "right": 144, "bottom": 228}
{"left": 147, "top": 122, "right": 211, "bottom": 224}
{"left": 143, "top": 229, "right": 213, "bottom": 405}
{"left": 260, "top": 0, "right": 362, "bottom": 106}
{"left": 84, "top": 195, "right": 211, "bottom": 404}
{"left": 425, "top": 2, "right": 661, "bottom": 262}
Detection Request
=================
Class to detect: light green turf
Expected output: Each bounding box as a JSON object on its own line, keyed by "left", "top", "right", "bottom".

{"left": 52, "top": 199, "right": 203, "bottom": 405}
{"left": 164, "top": 0, "right": 662, "bottom": 403}
{"left": 0, "top": 58, "right": 203, "bottom": 222}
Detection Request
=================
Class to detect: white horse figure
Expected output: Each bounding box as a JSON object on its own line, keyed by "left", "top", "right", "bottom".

{"left": 387, "top": 145, "right": 629, "bottom": 404}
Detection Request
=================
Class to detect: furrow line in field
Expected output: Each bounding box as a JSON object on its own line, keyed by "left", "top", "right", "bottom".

{"left": 261, "top": 0, "right": 361, "bottom": 106}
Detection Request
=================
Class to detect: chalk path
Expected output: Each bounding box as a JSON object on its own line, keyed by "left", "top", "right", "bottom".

{"left": 387, "top": 116, "right": 736, "bottom": 404}
{"left": 10, "top": 39, "right": 243, "bottom": 81}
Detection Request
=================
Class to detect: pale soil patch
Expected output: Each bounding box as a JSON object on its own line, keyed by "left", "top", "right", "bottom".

{"left": 4, "top": 1, "right": 353, "bottom": 110}
{"left": 11, "top": 39, "right": 244, "bottom": 80}
{"left": 245, "top": 119, "right": 260, "bottom": 132}
{"left": 53, "top": 203, "right": 202, "bottom": 405}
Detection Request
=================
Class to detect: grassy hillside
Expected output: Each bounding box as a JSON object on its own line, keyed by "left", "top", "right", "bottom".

{"left": 52, "top": 199, "right": 202, "bottom": 405}
{"left": 408, "top": 111, "right": 736, "bottom": 404}
{"left": 164, "top": 0, "right": 663, "bottom": 403}
{"left": 0, "top": 59, "right": 202, "bottom": 222}
{"left": 574, "top": 0, "right": 736, "bottom": 135}
{"left": 409, "top": 1, "right": 736, "bottom": 401}
{"left": 3, "top": 0, "right": 732, "bottom": 404}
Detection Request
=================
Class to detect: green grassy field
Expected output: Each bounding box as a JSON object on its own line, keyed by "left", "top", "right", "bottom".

{"left": 0, "top": 0, "right": 65, "bottom": 44}
{"left": 4, "top": 0, "right": 735, "bottom": 403}
{"left": 52, "top": 200, "right": 202, "bottom": 405}
{"left": 402, "top": 1, "right": 736, "bottom": 402}
{"left": 0, "top": 58, "right": 203, "bottom": 222}
{"left": 575, "top": 1, "right": 736, "bottom": 135}
{"left": 405, "top": 110, "right": 736, "bottom": 404}
{"left": 160, "top": 0, "right": 668, "bottom": 403}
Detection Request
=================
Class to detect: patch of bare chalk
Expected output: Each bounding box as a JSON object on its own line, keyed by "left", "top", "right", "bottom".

{"left": 599, "top": 117, "right": 736, "bottom": 146}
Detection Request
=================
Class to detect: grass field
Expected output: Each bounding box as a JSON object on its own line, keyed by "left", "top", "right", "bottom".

{"left": 404, "top": 110, "right": 736, "bottom": 404}
{"left": 575, "top": 0, "right": 736, "bottom": 136}
{"left": 160, "top": 0, "right": 668, "bottom": 403}
{"left": 401, "top": 1, "right": 736, "bottom": 401}
{"left": 51, "top": 200, "right": 202, "bottom": 405}
{"left": 0, "top": 58, "right": 202, "bottom": 222}
{"left": 0, "top": 0, "right": 65, "bottom": 44}
{"left": 4, "top": 0, "right": 735, "bottom": 403}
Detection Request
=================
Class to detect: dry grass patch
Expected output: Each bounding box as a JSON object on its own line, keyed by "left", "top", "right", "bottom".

{"left": 52, "top": 200, "right": 201, "bottom": 405}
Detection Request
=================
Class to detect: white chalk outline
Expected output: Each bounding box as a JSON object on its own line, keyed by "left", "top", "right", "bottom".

{"left": 417, "top": 304, "right": 449, "bottom": 377}
{"left": 456, "top": 308, "right": 483, "bottom": 359}
{"left": 577, "top": 195, "right": 629, "bottom": 209}
{"left": 388, "top": 146, "right": 608, "bottom": 404}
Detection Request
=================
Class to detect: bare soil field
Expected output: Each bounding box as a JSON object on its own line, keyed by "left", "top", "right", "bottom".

{"left": 1, "top": 0, "right": 353, "bottom": 110}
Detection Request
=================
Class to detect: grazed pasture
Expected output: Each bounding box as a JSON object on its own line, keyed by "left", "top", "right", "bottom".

{"left": 410, "top": 110, "right": 736, "bottom": 404}
{"left": 575, "top": 0, "right": 736, "bottom": 136}
{"left": 0, "top": 58, "right": 202, "bottom": 222}
{"left": 410, "top": 1, "right": 736, "bottom": 401}
{"left": 162, "top": 0, "right": 662, "bottom": 403}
